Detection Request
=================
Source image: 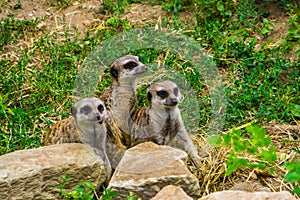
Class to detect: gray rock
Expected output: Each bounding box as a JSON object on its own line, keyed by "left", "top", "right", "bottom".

{"left": 151, "top": 185, "right": 193, "bottom": 200}
{"left": 0, "top": 143, "right": 110, "bottom": 199}
{"left": 200, "top": 190, "right": 297, "bottom": 200}
{"left": 108, "top": 142, "right": 200, "bottom": 199}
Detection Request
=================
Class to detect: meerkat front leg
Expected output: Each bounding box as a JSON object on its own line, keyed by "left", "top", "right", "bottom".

{"left": 168, "top": 118, "right": 201, "bottom": 168}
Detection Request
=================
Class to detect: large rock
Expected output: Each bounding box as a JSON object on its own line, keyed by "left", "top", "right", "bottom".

{"left": 151, "top": 185, "right": 193, "bottom": 200}
{"left": 200, "top": 190, "right": 297, "bottom": 200}
{"left": 108, "top": 142, "right": 200, "bottom": 199}
{"left": 0, "top": 143, "right": 110, "bottom": 199}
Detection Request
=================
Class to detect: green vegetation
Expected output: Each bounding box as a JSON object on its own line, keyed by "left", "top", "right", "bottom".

{"left": 58, "top": 176, "right": 139, "bottom": 200}
{"left": 0, "top": 0, "right": 299, "bottom": 197}
{"left": 208, "top": 124, "right": 278, "bottom": 175}
{"left": 284, "top": 154, "right": 300, "bottom": 195}
{"left": 59, "top": 177, "right": 98, "bottom": 200}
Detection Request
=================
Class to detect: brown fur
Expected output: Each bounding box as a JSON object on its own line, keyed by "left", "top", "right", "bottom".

{"left": 43, "top": 117, "right": 80, "bottom": 145}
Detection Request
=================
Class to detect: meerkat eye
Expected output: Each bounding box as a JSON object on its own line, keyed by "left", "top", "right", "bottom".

{"left": 174, "top": 87, "right": 178, "bottom": 96}
{"left": 157, "top": 90, "right": 169, "bottom": 98}
{"left": 98, "top": 104, "right": 104, "bottom": 112}
{"left": 80, "top": 105, "right": 91, "bottom": 114}
{"left": 124, "top": 61, "right": 137, "bottom": 69}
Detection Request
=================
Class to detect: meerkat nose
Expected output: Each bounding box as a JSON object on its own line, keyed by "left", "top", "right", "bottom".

{"left": 96, "top": 114, "right": 101, "bottom": 121}
{"left": 171, "top": 98, "right": 178, "bottom": 103}
{"left": 142, "top": 65, "right": 148, "bottom": 71}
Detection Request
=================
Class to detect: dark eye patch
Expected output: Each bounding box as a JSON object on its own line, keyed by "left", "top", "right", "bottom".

{"left": 98, "top": 104, "right": 104, "bottom": 113}
{"left": 173, "top": 87, "right": 178, "bottom": 96}
{"left": 157, "top": 90, "right": 169, "bottom": 99}
{"left": 80, "top": 105, "right": 91, "bottom": 114}
{"left": 124, "top": 61, "right": 137, "bottom": 69}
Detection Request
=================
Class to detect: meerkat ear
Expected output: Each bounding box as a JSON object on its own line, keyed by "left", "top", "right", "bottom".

{"left": 147, "top": 91, "right": 152, "bottom": 101}
{"left": 110, "top": 66, "right": 119, "bottom": 79}
{"left": 71, "top": 106, "right": 77, "bottom": 117}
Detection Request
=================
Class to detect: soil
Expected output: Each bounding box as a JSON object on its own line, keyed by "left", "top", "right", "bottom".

{"left": 0, "top": 1, "right": 197, "bottom": 36}
{"left": 255, "top": 2, "right": 299, "bottom": 61}
{"left": 0, "top": 0, "right": 104, "bottom": 38}
{"left": 255, "top": 2, "right": 290, "bottom": 48}
{"left": 120, "top": 3, "right": 196, "bottom": 27}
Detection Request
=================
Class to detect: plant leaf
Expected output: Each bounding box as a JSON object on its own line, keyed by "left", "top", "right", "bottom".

{"left": 217, "top": 1, "right": 224, "bottom": 12}
{"left": 284, "top": 172, "right": 300, "bottom": 183}
{"left": 261, "top": 28, "right": 269, "bottom": 35}
{"left": 206, "top": 135, "right": 221, "bottom": 146}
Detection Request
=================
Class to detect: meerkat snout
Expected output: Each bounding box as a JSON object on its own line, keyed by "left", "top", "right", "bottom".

{"left": 147, "top": 80, "right": 182, "bottom": 108}
{"left": 71, "top": 97, "right": 107, "bottom": 125}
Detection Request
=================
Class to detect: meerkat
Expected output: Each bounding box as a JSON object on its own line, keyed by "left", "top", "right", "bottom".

{"left": 99, "top": 55, "right": 148, "bottom": 167}
{"left": 43, "top": 98, "right": 110, "bottom": 168}
{"left": 128, "top": 80, "right": 201, "bottom": 167}
{"left": 100, "top": 55, "right": 148, "bottom": 147}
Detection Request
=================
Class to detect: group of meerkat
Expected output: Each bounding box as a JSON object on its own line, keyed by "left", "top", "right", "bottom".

{"left": 43, "top": 55, "right": 201, "bottom": 169}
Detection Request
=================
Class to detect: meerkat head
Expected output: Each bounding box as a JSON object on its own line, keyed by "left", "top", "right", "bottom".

{"left": 110, "top": 55, "right": 148, "bottom": 82}
{"left": 147, "top": 80, "right": 182, "bottom": 109}
{"left": 71, "top": 97, "right": 107, "bottom": 125}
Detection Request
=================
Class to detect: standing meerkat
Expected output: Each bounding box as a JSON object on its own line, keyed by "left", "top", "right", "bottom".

{"left": 100, "top": 55, "right": 148, "bottom": 148}
{"left": 128, "top": 80, "right": 201, "bottom": 167}
{"left": 97, "top": 55, "right": 148, "bottom": 168}
{"left": 43, "top": 98, "right": 110, "bottom": 167}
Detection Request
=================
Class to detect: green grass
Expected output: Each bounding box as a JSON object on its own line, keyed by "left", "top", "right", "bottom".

{"left": 0, "top": 0, "right": 299, "bottom": 196}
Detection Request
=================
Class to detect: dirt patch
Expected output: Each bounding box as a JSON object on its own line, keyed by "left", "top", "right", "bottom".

{"left": 0, "top": 0, "right": 51, "bottom": 19}
{"left": 0, "top": 0, "right": 104, "bottom": 37}
{"left": 255, "top": 2, "right": 290, "bottom": 49}
{"left": 120, "top": 3, "right": 196, "bottom": 28}
{"left": 262, "top": 1, "right": 289, "bottom": 36}
{"left": 120, "top": 3, "right": 166, "bottom": 28}
{"left": 178, "top": 7, "right": 197, "bottom": 26}
{"left": 49, "top": 0, "right": 103, "bottom": 36}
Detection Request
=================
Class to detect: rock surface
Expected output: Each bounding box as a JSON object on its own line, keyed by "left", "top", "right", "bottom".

{"left": 107, "top": 142, "right": 200, "bottom": 199}
{"left": 200, "top": 190, "right": 297, "bottom": 200}
{"left": 151, "top": 185, "right": 193, "bottom": 200}
{"left": 0, "top": 143, "right": 110, "bottom": 199}
{"left": 229, "top": 181, "right": 271, "bottom": 192}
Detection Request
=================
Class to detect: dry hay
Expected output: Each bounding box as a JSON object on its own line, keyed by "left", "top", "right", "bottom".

{"left": 188, "top": 122, "right": 300, "bottom": 198}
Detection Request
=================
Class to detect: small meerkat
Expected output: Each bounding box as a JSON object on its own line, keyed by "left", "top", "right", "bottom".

{"left": 128, "top": 80, "right": 201, "bottom": 167}
{"left": 43, "top": 98, "right": 110, "bottom": 167}
{"left": 100, "top": 55, "right": 148, "bottom": 148}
